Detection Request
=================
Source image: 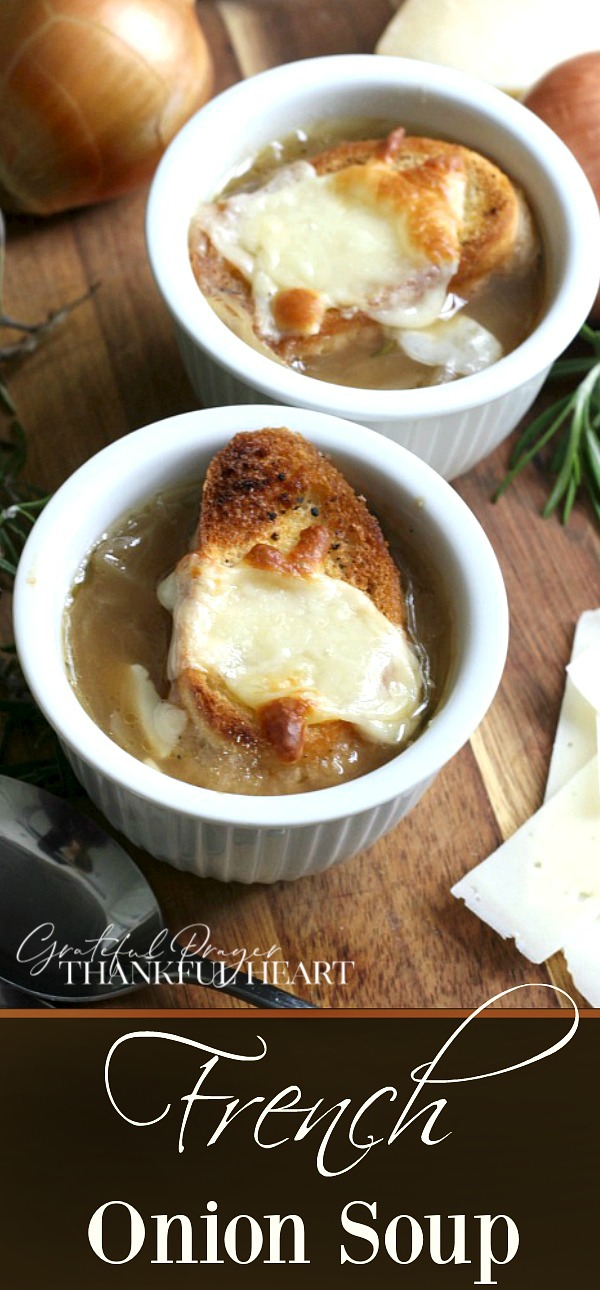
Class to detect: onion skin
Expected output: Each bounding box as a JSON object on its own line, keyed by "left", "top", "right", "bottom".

{"left": 524, "top": 52, "right": 600, "bottom": 320}
{"left": 0, "top": 0, "right": 213, "bottom": 215}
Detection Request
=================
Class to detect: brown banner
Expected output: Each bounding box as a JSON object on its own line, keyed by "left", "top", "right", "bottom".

{"left": 0, "top": 1009, "right": 597, "bottom": 1287}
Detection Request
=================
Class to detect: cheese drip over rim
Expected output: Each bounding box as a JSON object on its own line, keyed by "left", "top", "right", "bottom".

{"left": 195, "top": 154, "right": 467, "bottom": 334}
{"left": 159, "top": 556, "right": 424, "bottom": 746}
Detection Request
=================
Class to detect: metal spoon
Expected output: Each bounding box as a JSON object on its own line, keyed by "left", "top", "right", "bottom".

{"left": 0, "top": 775, "right": 315, "bottom": 1009}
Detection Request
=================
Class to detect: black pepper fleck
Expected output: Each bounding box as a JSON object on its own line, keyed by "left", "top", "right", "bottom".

{"left": 277, "top": 471, "right": 286, "bottom": 481}
{"left": 268, "top": 511, "right": 277, "bottom": 521}
{"left": 310, "top": 506, "right": 320, "bottom": 517}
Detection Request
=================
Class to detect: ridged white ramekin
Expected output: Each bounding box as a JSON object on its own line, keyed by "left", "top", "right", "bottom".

{"left": 14, "top": 405, "right": 508, "bottom": 883}
{"left": 146, "top": 54, "right": 600, "bottom": 480}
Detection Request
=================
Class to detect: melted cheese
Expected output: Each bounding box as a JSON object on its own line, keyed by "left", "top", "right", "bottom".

{"left": 159, "top": 556, "right": 423, "bottom": 745}
{"left": 398, "top": 314, "right": 503, "bottom": 376}
{"left": 125, "top": 664, "right": 187, "bottom": 759}
{"left": 195, "top": 154, "right": 466, "bottom": 334}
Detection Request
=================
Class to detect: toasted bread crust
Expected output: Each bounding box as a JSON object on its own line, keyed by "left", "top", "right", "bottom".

{"left": 198, "top": 427, "right": 403, "bottom": 622}
{"left": 190, "top": 129, "right": 536, "bottom": 366}
{"left": 171, "top": 428, "right": 406, "bottom": 764}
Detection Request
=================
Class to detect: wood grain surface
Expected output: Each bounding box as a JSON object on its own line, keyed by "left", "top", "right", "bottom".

{"left": 1, "top": 0, "right": 598, "bottom": 1010}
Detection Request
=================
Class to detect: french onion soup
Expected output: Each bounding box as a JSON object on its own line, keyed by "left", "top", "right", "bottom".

{"left": 188, "top": 122, "right": 544, "bottom": 391}
{"left": 65, "top": 429, "right": 452, "bottom": 796}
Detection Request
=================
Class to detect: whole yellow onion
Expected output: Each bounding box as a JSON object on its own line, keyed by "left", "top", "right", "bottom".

{"left": 0, "top": 0, "right": 213, "bottom": 215}
{"left": 524, "top": 52, "right": 600, "bottom": 320}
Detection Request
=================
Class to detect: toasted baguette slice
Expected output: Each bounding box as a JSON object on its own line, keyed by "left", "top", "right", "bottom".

{"left": 197, "top": 427, "right": 404, "bottom": 620}
{"left": 190, "top": 128, "right": 537, "bottom": 367}
{"left": 169, "top": 428, "right": 411, "bottom": 766}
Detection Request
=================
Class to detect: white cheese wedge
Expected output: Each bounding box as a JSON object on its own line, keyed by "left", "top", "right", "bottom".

{"left": 451, "top": 756, "right": 600, "bottom": 963}
{"left": 563, "top": 916, "right": 600, "bottom": 1007}
{"left": 195, "top": 155, "right": 465, "bottom": 334}
{"left": 452, "top": 609, "right": 600, "bottom": 992}
{"left": 553, "top": 613, "right": 600, "bottom": 1002}
{"left": 546, "top": 610, "right": 600, "bottom": 798}
{"left": 159, "top": 556, "right": 423, "bottom": 746}
{"left": 126, "top": 664, "right": 187, "bottom": 760}
{"left": 566, "top": 640, "right": 600, "bottom": 719}
{"left": 375, "top": 0, "right": 600, "bottom": 98}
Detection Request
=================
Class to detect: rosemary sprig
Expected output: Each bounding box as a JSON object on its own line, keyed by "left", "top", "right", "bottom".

{"left": 0, "top": 647, "right": 73, "bottom": 792}
{"left": 0, "top": 209, "right": 99, "bottom": 365}
{"left": 0, "top": 415, "right": 62, "bottom": 787}
{"left": 0, "top": 354, "right": 52, "bottom": 581}
{"left": 0, "top": 208, "right": 96, "bottom": 794}
{"left": 495, "top": 324, "right": 600, "bottom": 525}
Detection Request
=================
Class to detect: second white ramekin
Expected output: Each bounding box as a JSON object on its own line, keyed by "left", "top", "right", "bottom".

{"left": 14, "top": 405, "right": 508, "bottom": 882}
{"left": 147, "top": 54, "right": 600, "bottom": 479}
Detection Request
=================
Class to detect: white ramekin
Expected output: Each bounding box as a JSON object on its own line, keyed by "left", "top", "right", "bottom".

{"left": 146, "top": 54, "right": 600, "bottom": 481}
{"left": 14, "top": 405, "right": 508, "bottom": 883}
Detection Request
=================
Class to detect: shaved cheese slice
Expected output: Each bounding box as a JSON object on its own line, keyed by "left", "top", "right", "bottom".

{"left": 563, "top": 917, "right": 600, "bottom": 1006}
{"left": 451, "top": 757, "right": 600, "bottom": 963}
{"left": 546, "top": 610, "right": 600, "bottom": 798}
{"left": 554, "top": 614, "right": 600, "bottom": 999}
{"left": 566, "top": 640, "right": 600, "bottom": 715}
{"left": 453, "top": 609, "right": 600, "bottom": 993}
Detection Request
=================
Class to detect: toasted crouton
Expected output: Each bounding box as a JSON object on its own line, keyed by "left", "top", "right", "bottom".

{"left": 189, "top": 128, "right": 537, "bottom": 368}
{"left": 166, "top": 429, "right": 416, "bottom": 766}
{"left": 197, "top": 427, "right": 404, "bottom": 621}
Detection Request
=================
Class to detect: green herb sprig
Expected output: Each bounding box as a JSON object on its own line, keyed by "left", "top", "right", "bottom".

{"left": 495, "top": 324, "right": 600, "bottom": 525}
{"left": 0, "top": 402, "right": 50, "bottom": 574}
{"left": 0, "top": 209, "right": 95, "bottom": 794}
{"left": 0, "top": 211, "right": 51, "bottom": 564}
{"left": 0, "top": 394, "right": 63, "bottom": 789}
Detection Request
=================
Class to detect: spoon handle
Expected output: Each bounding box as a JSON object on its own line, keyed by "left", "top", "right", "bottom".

{"left": 175, "top": 955, "right": 317, "bottom": 1009}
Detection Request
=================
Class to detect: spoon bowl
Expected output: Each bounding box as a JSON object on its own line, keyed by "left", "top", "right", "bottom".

{"left": 0, "top": 776, "right": 314, "bottom": 1009}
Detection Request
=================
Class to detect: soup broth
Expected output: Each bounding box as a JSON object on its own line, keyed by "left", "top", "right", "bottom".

{"left": 64, "top": 482, "right": 453, "bottom": 796}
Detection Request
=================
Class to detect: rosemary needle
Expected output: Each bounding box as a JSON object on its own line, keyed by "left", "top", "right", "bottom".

{"left": 494, "top": 324, "right": 600, "bottom": 526}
